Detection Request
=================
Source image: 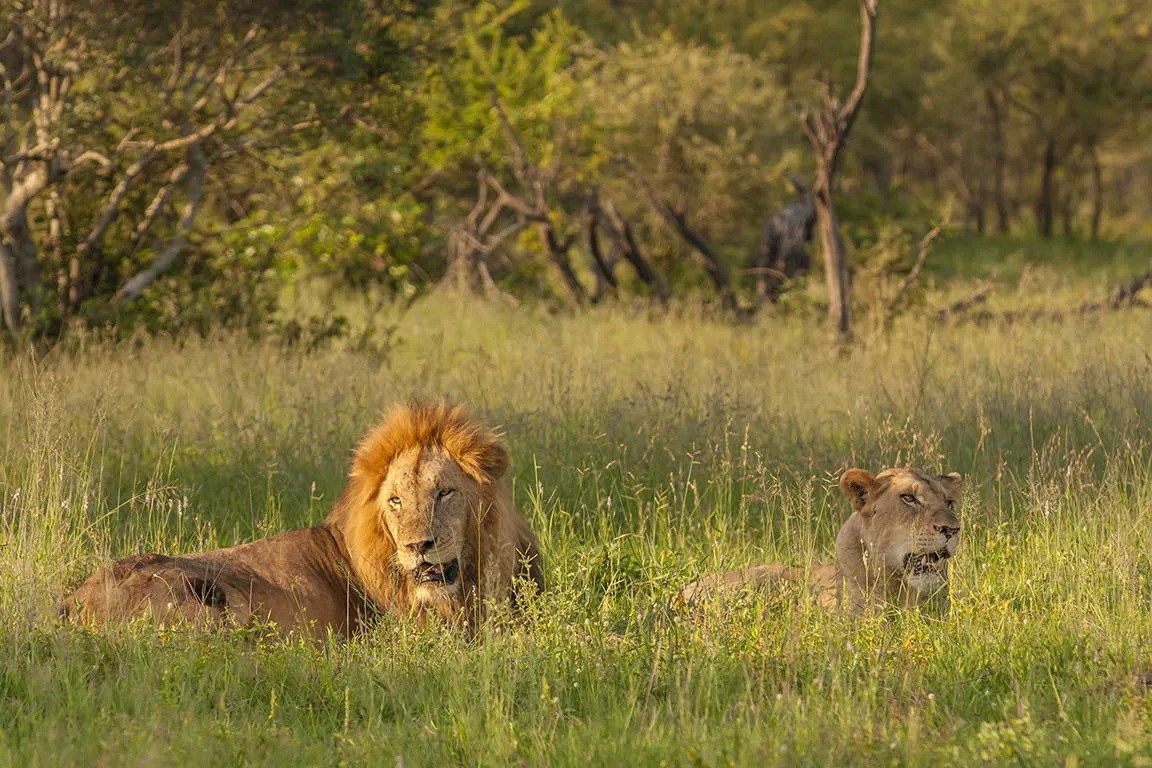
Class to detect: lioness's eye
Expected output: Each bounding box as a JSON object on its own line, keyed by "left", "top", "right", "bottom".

{"left": 388, "top": 496, "right": 401, "bottom": 508}
{"left": 900, "top": 493, "right": 917, "bottom": 505}
{"left": 437, "top": 488, "right": 454, "bottom": 499}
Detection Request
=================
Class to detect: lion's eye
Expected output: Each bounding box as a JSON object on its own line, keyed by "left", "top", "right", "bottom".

{"left": 437, "top": 488, "right": 454, "bottom": 499}
{"left": 388, "top": 496, "right": 401, "bottom": 509}
{"left": 946, "top": 499, "right": 955, "bottom": 511}
{"left": 900, "top": 493, "right": 917, "bottom": 505}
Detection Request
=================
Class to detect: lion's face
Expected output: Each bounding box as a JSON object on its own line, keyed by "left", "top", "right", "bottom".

{"left": 377, "top": 445, "right": 483, "bottom": 605}
{"left": 840, "top": 468, "right": 963, "bottom": 597}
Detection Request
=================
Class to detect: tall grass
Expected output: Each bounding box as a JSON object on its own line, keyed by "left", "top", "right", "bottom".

{"left": 2, "top": 292, "right": 1152, "bottom": 765}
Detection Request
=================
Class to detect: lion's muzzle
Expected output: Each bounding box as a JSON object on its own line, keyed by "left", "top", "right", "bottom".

{"left": 412, "top": 559, "right": 460, "bottom": 587}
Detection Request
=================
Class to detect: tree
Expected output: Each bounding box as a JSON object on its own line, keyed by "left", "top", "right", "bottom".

{"left": 420, "top": 2, "right": 599, "bottom": 302}
{"left": 0, "top": 1, "right": 292, "bottom": 340}
{"left": 801, "top": 0, "right": 878, "bottom": 342}
{"left": 579, "top": 35, "right": 794, "bottom": 301}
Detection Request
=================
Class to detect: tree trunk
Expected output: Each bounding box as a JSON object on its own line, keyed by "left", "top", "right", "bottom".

{"left": 625, "top": 160, "right": 734, "bottom": 308}
{"left": 970, "top": 183, "right": 986, "bottom": 235}
{"left": 6, "top": 207, "right": 42, "bottom": 317}
{"left": 536, "top": 222, "right": 586, "bottom": 306}
{"left": 443, "top": 236, "right": 504, "bottom": 298}
{"left": 1036, "top": 136, "right": 1057, "bottom": 238}
{"left": 583, "top": 205, "right": 617, "bottom": 303}
{"left": 46, "top": 187, "right": 67, "bottom": 310}
{"left": 814, "top": 187, "right": 850, "bottom": 339}
{"left": 985, "top": 87, "right": 1010, "bottom": 235}
{"left": 0, "top": 239, "right": 22, "bottom": 337}
{"left": 1089, "top": 147, "right": 1104, "bottom": 240}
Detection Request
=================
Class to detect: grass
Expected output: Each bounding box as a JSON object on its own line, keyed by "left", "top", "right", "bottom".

{"left": 2, "top": 242, "right": 1152, "bottom": 765}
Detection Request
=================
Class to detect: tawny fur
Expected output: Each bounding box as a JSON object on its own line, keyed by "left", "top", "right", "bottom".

{"left": 680, "top": 467, "right": 963, "bottom": 614}
{"left": 60, "top": 403, "right": 545, "bottom": 637}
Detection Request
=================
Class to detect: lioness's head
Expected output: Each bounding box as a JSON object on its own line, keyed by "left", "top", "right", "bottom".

{"left": 328, "top": 403, "right": 511, "bottom": 616}
{"left": 839, "top": 467, "right": 963, "bottom": 599}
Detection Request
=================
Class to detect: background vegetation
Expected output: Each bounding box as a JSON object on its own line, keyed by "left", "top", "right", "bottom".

{"left": 1, "top": 0, "right": 1150, "bottom": 341}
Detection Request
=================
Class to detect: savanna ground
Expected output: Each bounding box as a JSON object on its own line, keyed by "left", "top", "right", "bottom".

{"left": 2, "top": 238, "right": 1152, "bottom": 766}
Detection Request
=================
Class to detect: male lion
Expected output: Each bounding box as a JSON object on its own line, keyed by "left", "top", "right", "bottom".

{"left": 60, "top": 403, "right": 545, "bottom": 637}
{"left": 680, "top": 467, "right": 962, "bottom": 614}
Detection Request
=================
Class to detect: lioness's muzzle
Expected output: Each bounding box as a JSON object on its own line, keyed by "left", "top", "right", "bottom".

{"left": 413, "top": 559, "right": 460, "bottom": 586}
{"left": 903, "top": 550, "right": 951, "bottom": 574}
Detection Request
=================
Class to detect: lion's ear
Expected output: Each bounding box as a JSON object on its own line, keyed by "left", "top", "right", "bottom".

{"left": 937, "top": 472, "right": 964, "bottom": 498}
{"left": 477, "top": 442, "right": 509, "bottom": 482}
{"left": 181, "top": 574, "right": 227, "bottom": 608}
{"left": 839, "top": 469, "right": 877, "bottom": 514}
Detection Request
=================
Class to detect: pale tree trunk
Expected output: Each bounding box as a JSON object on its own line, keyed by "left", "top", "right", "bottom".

{"left": 440, "top": 169, "right": 522, "bottom": 303}
{"left": 0, "top": 240, "right": 22, "bottom": 337}
{"left": 814, "top": 190, "right": 850, "bottom": 338}
{"left": 46, "top": 187, "right": 67, "bottom": 310}
{"left": 7, "top": 207, "right": 42, "bottom": 316}
{"left": 0, "top": 167, "right": 52, "bottom": 334}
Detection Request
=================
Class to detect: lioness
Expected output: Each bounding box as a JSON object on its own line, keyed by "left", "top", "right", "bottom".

{"left": 60, "top": 403, "right": 545, "bottom": 637}
{"left": 681, "top": 467, "right": 962, "bottom": 613}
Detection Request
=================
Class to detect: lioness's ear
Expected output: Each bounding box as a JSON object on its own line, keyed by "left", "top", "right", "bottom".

{"left": 839, "top": 469, "right": 876, "bottom": 514}
{"left": 937, "top": 472, "right": 964, "bottom": 498}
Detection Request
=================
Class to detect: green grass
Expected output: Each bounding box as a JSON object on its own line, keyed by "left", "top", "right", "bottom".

{"left": 3, "top": 257, "right": 1152, "bottom": 765}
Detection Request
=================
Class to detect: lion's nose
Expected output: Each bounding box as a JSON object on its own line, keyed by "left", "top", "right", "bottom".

{"left": 406, "top": 539, "right": 435, "bottom": 555}
{"left": 935, "top": 525, "right": 960, "bottom": 540}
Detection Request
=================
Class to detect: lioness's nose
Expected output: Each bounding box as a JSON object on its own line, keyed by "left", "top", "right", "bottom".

{"left": 406, "top": 539, "right": 435, "bottom": 555}
{"left": 935, "top": 525, "right": 960, "bottom": 540}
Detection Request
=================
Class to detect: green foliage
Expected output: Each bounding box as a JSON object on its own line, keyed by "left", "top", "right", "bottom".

{"left": 580, "top": 36, "right": 793, "bottom": 236}
{"left": 420, "top": 2, "right": 592, "bottom": 175}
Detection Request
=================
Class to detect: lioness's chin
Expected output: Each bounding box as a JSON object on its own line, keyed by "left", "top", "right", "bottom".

{"left": 902, "top": 570, "right": 947, "bottom": 595}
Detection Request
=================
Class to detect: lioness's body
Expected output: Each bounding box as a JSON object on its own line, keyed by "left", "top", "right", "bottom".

{"left": 61, "top": 404, "right": 545, "bottom": 637}
{"left": 680, "top": 564, "right": 839, "bottom": 609}
{"left": 681, "top": 468, "right": 963, "bottom": 614}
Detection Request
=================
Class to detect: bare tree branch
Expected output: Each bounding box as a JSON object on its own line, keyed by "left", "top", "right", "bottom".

{"left": 890, "top": 220, "right": 944, "bottom": 308}
{"left": 624, "top": 158, "right": 735, "bottom": 308}
{"left": 600, "top": 199, "right": 669, "bottom": 303}
{"left": 115, "top": 141, "right": 206, "bottom": 302}
{"left": 839, "top": 0, "right": 878, "bottom": 133}
{"left": 130, "top": 162, "right": 191, "bottom": 249}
